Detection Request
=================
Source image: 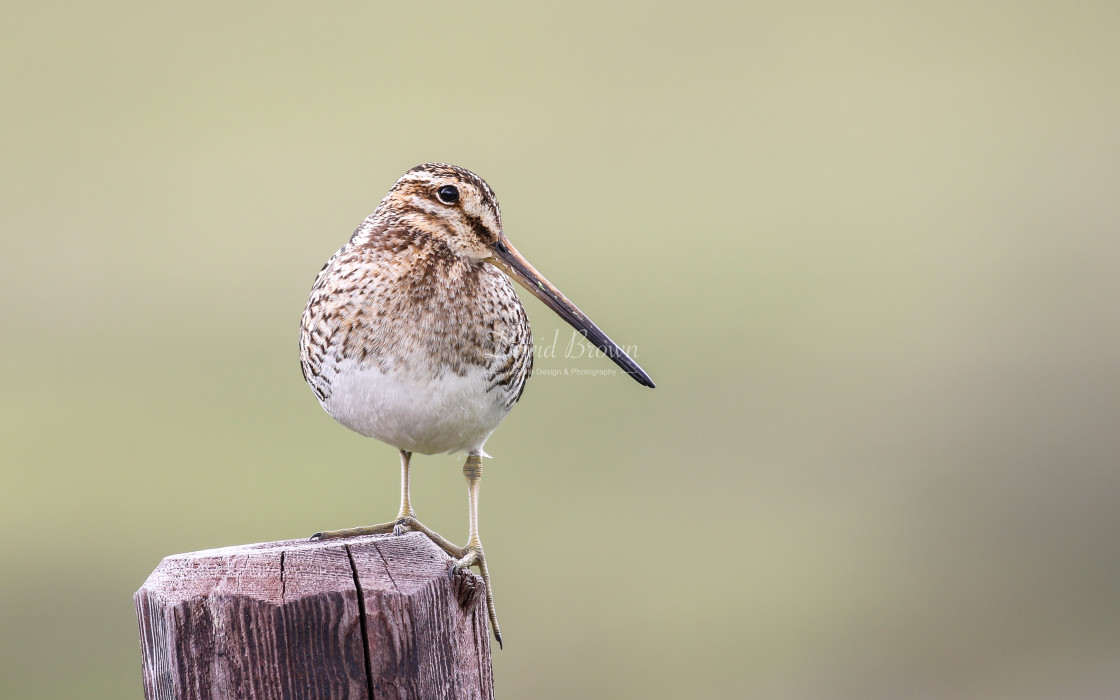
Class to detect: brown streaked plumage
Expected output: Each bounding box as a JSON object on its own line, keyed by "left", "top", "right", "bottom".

{"left": 300, "top": 163, "right": 653, "bottom": 647}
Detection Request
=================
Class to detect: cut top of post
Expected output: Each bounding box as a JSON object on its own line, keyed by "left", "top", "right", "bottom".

{"left": 135, "top": 532, "right": 493, "bottom": 700}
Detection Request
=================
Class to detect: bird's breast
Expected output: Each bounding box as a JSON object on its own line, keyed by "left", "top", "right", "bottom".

{"left": 299, "top": 244, "right": 534, "bottom": 452}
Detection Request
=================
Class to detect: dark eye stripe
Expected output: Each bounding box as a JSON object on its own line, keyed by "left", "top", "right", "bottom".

{"left": 463, "top": 210, "right": 498, "bottom": 244}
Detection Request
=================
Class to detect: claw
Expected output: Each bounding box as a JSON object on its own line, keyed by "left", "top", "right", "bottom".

{"left": 451, "top": 544, "right": 501, "bottom": 648}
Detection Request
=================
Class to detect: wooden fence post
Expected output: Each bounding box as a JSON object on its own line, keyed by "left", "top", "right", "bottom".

{"left": 134, "top": 532, "right": 493, "bottom": 700}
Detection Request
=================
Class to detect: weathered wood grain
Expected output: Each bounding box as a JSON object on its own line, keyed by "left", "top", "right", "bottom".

{"left": 135, "top": 532, "right": 493, "bottom": 700}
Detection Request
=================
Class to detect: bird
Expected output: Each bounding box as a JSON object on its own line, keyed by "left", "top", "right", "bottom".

{"left": 299, "top": 163, "right": 654, "bottom": 646}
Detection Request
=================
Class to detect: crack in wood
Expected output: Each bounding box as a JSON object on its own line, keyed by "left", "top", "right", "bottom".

{"left": 278, "top": 550, "right": 287, "bottom": 604}
{"left": 370, "top": 540, "right": 402, "bottom": 595}
{"left": 345, "top": 544, "right": 377, "bottom": 700}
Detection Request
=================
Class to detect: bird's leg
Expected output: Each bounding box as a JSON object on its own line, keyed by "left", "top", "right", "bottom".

{"left": 450, "top": 453, "right": 502, "bottom": 647}
{"left": 308, "top": 451, "right": 501, "bottom": 645}
{"left": 392, "top": 449, "right": 417, "bottom": 533}
{"left": 311, "top": 450, "right": 454, "bottom": 549}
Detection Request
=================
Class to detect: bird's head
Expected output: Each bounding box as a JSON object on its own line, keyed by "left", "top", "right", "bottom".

{"left": 372, "top": 162, "right": 655, "bottom": 388}
{"left": 378, "top": 162, "right": 504, "bottom": 261}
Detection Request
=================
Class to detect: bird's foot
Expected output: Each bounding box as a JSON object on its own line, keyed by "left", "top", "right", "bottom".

{"left": 309, "top": 522, "right": 397, "bottom": 540}
{"left": 310, "top": 522, "right": 502, "bottom": 647}
{"left": 450, "top": 541, "right": 502, "bottom": 648}
{"left": 388, "top": 516, "right": 465, "bottom": 554}
{"left": 310, "top": 517, "right": 462, "bottom": 554}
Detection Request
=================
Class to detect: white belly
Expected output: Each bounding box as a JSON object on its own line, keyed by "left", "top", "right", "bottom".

{"left": 318, "top": 358, "right": 512, "bottom": 455}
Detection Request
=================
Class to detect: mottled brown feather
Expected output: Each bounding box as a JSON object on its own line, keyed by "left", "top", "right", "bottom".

{"left": 299, "top": 165, "right": 532, "bottom": 411}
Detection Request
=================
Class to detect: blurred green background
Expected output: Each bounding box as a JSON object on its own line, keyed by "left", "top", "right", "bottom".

{"left": 3, "top": 2, "right": 1119, "bottom": 698}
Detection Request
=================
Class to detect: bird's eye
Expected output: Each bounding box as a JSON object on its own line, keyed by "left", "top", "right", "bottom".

{"left": 437, "top": 185, "right": 460, "bottom": 204}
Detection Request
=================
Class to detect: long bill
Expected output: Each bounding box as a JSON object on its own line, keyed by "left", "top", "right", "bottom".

{"left": 487, "top": 237, "right": 655, "bottom": 388}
